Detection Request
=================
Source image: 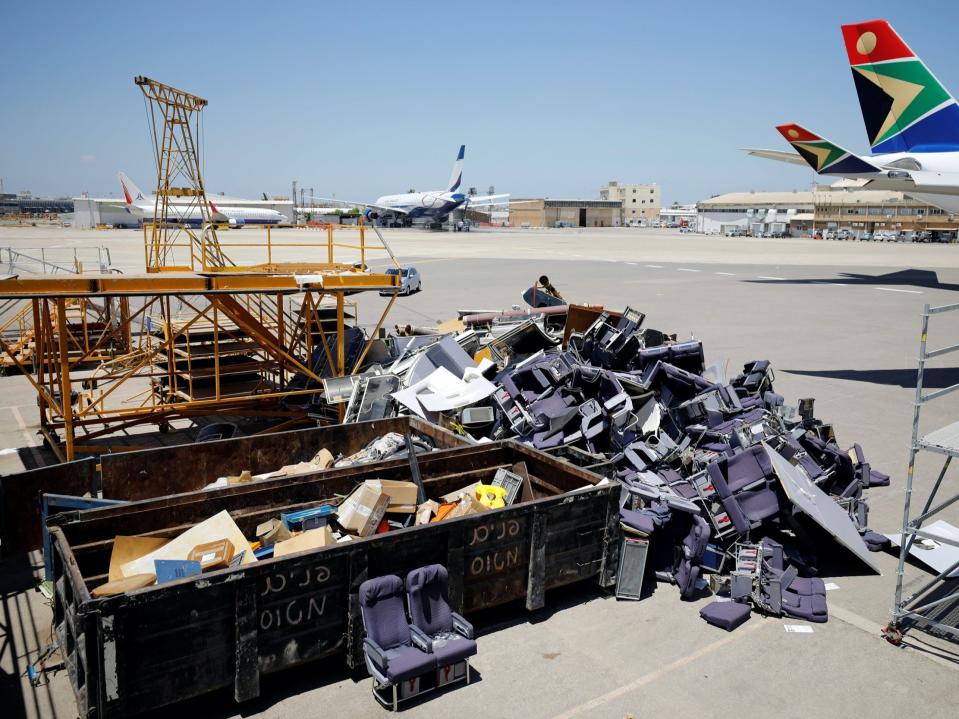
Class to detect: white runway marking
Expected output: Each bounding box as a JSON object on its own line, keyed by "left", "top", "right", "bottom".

{"left": 875, "top": 287, "right": 921, "bottom": 294}
{"left": 715, "top": 271, "right": 736, "bottom": 276}
{"left": 758, "top": 275, "right": 785, "bottom": 280}
{"left": 677, "top": 268, "right": 700, "bottom": 273}
{"left": 625, "top": 262, "right": 637, "bottom": 265}
{"left": 646, "top": 264, "right": 663, "bottom": 268}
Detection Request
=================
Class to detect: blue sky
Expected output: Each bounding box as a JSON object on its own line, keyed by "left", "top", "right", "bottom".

{"left": 2, "top": 1, "right": 958, "bottom": 204}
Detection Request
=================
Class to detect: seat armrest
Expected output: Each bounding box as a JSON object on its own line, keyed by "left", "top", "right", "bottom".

{"left": 409, "top": 625, "right": 433, "bottom": 653}
{"left": 451, "top": 612, "right": 474, "bottom": 639}
{"left": 851, "top": 443, "right": 865, "bottom": 465}
{"left": 363, "top": 638, "right": 388, "bottom": 669}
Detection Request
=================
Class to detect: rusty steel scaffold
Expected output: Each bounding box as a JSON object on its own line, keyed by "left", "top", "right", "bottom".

{"left": 0, "top": 77, "right": 403, "bottom": 461}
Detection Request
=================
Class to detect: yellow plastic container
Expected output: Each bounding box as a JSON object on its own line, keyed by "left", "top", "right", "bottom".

{"left": 475, "top": 484, "right": 508, "bottom": 509}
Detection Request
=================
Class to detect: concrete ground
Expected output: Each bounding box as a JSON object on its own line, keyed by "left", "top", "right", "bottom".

{"left": 1, "top": 226, "right": 958, "bottom": 718}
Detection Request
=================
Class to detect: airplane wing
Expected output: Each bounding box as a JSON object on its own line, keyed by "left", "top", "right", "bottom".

{"left": 742, "top": 149, "right": 809, "bottom": 166}
{"left": 883, "top": 169, "right": 959, "bottom": 194}
{"left": 306, "top": 196, "right": 409, "bottom": 215}
{"left": 465, "top": 193, "right": 510, "bottom": 207}
{"left": 904, "top": 170, "right": 959, "bottom": 195}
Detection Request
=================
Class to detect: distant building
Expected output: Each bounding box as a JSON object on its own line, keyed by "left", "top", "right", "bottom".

{"left": 508, "top": 199, "right": 622, "bottom": 228}
{"left": 696, "top": 191, "right": 813, "bottom": 235}
{"left": 599, "top": 181, "right": 661, "bottom": 224}
{"left": 0, "top": 193, "right": 74, "bottom": 215}
{"left": 814, "top": 188, "right": 955, "bottom": 238}
{"left": 696, "top": 186, "right": 958, "bottom": 239}
{"left": 659, "top": 203, "right": 697, "bottom": 226}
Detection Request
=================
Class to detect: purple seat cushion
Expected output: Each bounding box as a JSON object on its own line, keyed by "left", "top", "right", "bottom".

{"left": 788, "top": 576, "right": 826, "bottom": 596}
{"left": 700, "top": 601, "right": 752, "bottom": 631}
{"left": 383, "top": 644, "right": 437, "bottom": 682}
{"left": 430, "top": 633, "right": 477, "bottom": 666}
{"left": 781, "top": 590, "right": 828, "bottom": 623}
{"left": 725, "top": 446, "right": 772, "bottom": 493}
{"left": 619, "top": 508, "right": 655, "bottom": 536}
{"left": 863, "top": 530, "right": 891, "bottom": 552}
{"left": 737, "top": 488, "right": 780, "bottom": 522}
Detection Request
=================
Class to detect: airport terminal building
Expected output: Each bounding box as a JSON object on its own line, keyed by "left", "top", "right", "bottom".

{"left": 697, "top": 187, "right": 958, "bottom": 239}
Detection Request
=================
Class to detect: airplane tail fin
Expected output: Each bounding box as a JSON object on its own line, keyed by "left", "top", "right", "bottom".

{"left": 447, "top": 145, "right": 465, "bottom": 192}
{"left": 775, "top": 124, "right": 880, "bottom": 174}
{"left": 118, "top": 172, "right": 149, "bottom": 205}
{"left": 841, "top": 19, "right": 959, "bottom": 152}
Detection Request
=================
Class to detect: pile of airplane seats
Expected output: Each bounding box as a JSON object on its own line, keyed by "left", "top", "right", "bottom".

{"left": 320, "top": 305, "right": 892, "bottom": 626}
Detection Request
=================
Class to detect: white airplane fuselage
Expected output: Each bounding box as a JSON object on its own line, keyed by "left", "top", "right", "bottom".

{"left": 373, "top": 190, "right": 467, "bottom": 221}
{"left": 127, "top": 201, "right": 288, "bottom": 226}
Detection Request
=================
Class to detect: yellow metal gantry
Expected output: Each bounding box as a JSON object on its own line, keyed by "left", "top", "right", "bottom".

{"left": 0, "top": 75, "right": 404, "bottom": 461}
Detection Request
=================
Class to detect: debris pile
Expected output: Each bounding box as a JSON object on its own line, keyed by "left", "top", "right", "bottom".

{"left": 315, "top": 302, "right": 891, "bottom": 623}
{"left": 98, "top": 300, "right": 891, "bottom": 628}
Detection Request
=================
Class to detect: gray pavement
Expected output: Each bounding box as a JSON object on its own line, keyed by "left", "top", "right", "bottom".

{"left": 1, "top": 226, "right": 958, "bottom": 718}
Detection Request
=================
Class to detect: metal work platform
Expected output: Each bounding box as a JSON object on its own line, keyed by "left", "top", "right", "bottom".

{"left": 0, "top": 226, "right": 402, "bottom": 461}
{"left": 886, "top": 301, "right": 959, "bottom": 644}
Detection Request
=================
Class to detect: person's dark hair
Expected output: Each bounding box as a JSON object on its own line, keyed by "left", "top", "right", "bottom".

{"left": 538, "top": 275, "right": 549, "bottom": 285}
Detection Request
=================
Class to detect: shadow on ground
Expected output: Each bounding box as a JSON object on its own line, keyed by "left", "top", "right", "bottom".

{"left": 782, "top": 367, "right": 959, "bottom": 389}
{"left": 747, "top": 268, "right": 959, "bottom": 292}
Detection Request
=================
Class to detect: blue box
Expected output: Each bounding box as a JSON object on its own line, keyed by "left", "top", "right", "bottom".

{"left": 281, "top": 505, "right": 334, "bottom": 532}
{"left": 154, "top": 559, "right": 202, "bottom": 584}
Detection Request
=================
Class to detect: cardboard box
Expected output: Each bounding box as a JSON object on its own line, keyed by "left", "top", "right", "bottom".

{"left": 273, "top": 526, "right": 335, "bottom": 557}
{"left": 120, "top": 510, "right": 256, "bottom": 577}
{"left": 415, "top": 500, "right": 439, "bottom": 525}
{"left": 446, "top": 493, "right": 488, "bottom": 520}
{"left": 367, "top": 479, "right": 419, "bottom": 512}
{"left": 108, "top": 536, "right": 169, "bottom": 582}
{"left": 440, "top": 481, "right": 481, "bottom": 503}
{"left": 337, "top": 483, "right": 390, "bottom": 537}
{"left": 256, "top": 518, "right": 292, "bottom": 547}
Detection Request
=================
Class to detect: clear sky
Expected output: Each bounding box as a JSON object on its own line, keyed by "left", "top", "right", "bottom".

{"left": 2, "top": 1, "right": 958, "bottom": 204}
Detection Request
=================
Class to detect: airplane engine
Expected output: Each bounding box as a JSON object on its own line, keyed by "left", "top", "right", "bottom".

{"left": 364, "top": 208, "right": 379, "bottom": 220}
{"left": 228, "top": 217, "right": 245, "bottom": 228}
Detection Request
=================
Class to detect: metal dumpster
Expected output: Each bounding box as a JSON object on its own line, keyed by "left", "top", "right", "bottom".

{"left": 99, "top": 416, "right": 468, "bottom": 500}
{"left": 48, "top": 441, "right": 621, "bottom": 718}
{"left": 1, "top": 417, "right": 466, "bottom": 555}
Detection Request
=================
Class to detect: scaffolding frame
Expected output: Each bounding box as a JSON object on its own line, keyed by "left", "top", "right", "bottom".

{"left": 0, "top": 274, "right": 399, "bottom": 461}
{"left": 886, "top": 301, "right": 959, "bottom": 644}
{"left": 135, "top": 75, "right": 229, "bottom": 271}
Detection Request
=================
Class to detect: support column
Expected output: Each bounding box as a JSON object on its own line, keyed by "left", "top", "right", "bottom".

{"left": 55, "top": 298, "right": 75, "bottom": 461}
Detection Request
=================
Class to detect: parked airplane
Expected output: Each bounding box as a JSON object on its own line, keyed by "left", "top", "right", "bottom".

{"left": 308, "top": 145, "right": 509, "bottom": 227}
{"left": 118, "top": 172, "right": 289, "bottom": 226}
{"left": 746, "top": 19, "right": 959, "bottom": 214}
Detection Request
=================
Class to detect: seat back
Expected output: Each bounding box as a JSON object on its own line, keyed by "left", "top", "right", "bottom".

{"left": 359, "top": 575, "right": 411, "bottom": 651}
{"left": 406, "top": 564, "right": 454, "bottom": 636}
{"left": 684, "top": 515, "right": 711, "bottom": 562}
{"left": 707, "top": 460, "right": 752, "bottom": 534}
{"left": 731, "top": 444, "right": 775, "bottom": 483}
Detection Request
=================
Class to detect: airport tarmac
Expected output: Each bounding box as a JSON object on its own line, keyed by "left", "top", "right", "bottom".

{"left": 1, "top": 226, "right": 958, "bottom": 718}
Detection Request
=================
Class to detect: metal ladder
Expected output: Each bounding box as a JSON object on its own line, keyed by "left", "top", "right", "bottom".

{"left": 885, "top": 301, "right": 959, "bottom": 644}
